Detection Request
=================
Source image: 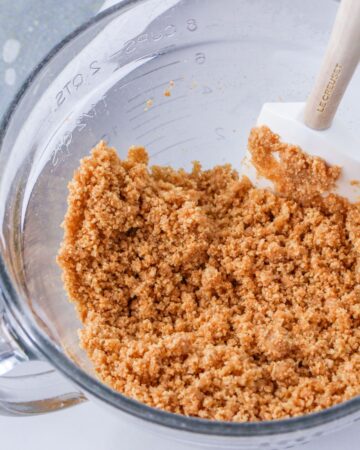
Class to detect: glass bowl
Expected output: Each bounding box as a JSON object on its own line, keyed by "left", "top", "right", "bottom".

{"left": 0, "top": 0, "right": 359, "bottom": 448}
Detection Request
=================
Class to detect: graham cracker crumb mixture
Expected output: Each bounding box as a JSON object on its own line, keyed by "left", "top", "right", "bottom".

{"left": 58, "top": 126, "right": 360, "bottom": 422}
{"left": 249, "top": 127, "right": 341, "bottom": 204}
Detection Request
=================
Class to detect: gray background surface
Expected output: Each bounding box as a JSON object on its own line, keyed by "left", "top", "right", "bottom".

{"left": 0, "top": 0, "right": 103, "bottom": 122}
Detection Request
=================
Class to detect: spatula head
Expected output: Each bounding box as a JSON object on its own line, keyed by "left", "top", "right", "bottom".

{"left": 255, "top": 102, "right": 360, "bottom": 202}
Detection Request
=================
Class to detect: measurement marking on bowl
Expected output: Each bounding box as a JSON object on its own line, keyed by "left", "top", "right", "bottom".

{"left": 107, "top": 60, "right": 181, "bottom": 99}
{"left": 151, "top": 137, "right": 196, "bottom": 158}
{"left": 126, "top": 98, "right": 155, "bottom": 114}
{"left": 124, "top": 60, "right": 181, "bottom": 85}
{"left": 127, "top": 77, "right": 183, "bottom": 103}
{"left": 135, "top": 114, "right": 192, "bottom": 140}
{"left": 125, "top": 97, "right": 154, "bottom": 114}
{"left": 129, "top": 95, "right": 188, "bottom": 122}
{"left": 39, "top": 117, "right": 73, "bottom": 165}
{"left": 132, "top": 114, "right": 161, "bottom": 131}
{"left": 127, "top": 78, "right": 183, "bottom": 113}
{"left": 144, "top": 136, "right": 165, "bottom": 148}
{"left": 109, "top": 24, "right": 178, "bottom": 58}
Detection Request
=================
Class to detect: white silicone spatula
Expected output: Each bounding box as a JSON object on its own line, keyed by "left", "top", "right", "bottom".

{"left": 257, "top": 0, "right": 360, "bottom": 201}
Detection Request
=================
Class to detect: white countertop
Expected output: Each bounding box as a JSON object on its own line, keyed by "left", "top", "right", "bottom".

{"left": 0, "top": 400, "right": 359, "bottom": 450}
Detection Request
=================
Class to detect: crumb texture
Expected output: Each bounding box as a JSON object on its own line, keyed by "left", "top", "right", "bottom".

{"left": 58, "top": 126, "right": 360, "bottom": 422}
{"left": 249, "top": 126, "right": 341, "bottom": 203}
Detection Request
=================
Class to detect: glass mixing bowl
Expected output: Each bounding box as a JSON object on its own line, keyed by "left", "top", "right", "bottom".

{"left": 1, "top": 0, "right": 360, "bottom": 448}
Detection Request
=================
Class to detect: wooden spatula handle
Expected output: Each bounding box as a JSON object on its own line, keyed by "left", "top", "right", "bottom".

{"left": 304, "top": 0, "right": 360, "bottom": 130}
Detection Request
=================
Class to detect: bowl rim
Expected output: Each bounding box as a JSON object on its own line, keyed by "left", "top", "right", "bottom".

{"left": 1, "top": 0, "right": 359, "bottom": 438}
